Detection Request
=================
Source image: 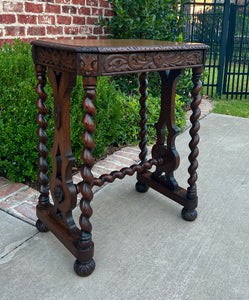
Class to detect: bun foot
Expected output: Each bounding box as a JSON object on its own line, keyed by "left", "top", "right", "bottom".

{"left": 74, "top": 259, "right": 95, "bottom": 277}
{"left": 181, "top": 207, "right": 197, "bottom": 221}
{"left": 135, "top": 181, "right": 149, "bottom": 193}
{"left": 36, "top": 219, "right": 49, "bottom": 232}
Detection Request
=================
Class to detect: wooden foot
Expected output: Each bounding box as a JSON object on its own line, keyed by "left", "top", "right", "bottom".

{"left": 74, "top": 259, "right": 95, "bottom": 277}
{"left": 181, "top": 207, "right": 197, "bottom": 221}
{"left": 135, "top": 181, "right": 149, "bottom": 193}
{"left": 36, "top": 219, "right": 49, "bottom": 232}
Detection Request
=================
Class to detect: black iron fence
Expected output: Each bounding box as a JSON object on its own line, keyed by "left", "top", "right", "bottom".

{"left": 184, "top": 0, "right": 249, "bottom": 99}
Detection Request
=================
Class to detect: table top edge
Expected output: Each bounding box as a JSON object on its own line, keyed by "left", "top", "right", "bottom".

{"left": 31, "top": 39, "right": 209, "bottom": 53}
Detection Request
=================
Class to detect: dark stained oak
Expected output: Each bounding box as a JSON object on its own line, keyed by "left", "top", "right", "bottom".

{"left": 32, "top": 39, "right": 208, "bottom": 277}
{"left": 182, "top": 66, "right": 204, "bottom": 221}
{"left": 151, "top": 69, "right": 184, "bottom": 190}
{"left": 77, "top": 76, "right": 97, "bottom": 276}
{"left": 35, "top": 64, "right": 50, "bottom": 210}
{"left": 136, "top": 72, "right": 150, "bottom": 193}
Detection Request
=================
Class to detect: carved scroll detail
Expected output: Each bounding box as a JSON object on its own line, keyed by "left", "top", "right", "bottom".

{"left": 154, "top": 52, "right": 202, "bottom": 67}
{"left": 129, "top": 54, "right": 155, "bottom": 70}
{"left": 103, "top": 51, "right": 203, "bottom": 73}
{"left": 36, "top": 48, "right": 76, "bottom": 71}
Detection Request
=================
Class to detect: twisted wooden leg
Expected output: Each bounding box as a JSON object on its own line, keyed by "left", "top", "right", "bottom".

{"left": 138, "top": 72, "right": 149, "bottom": 162}
{"left": 182, "top": 67, "right": 203, "bottom": 221}
{"left": 136, "top": 72, "right": 149, "bottom": 193}
{"left": 35, "top": 64, "right": 50, "bottom": 232}
{"left": 75, "top": 77, "right": 97, "bottom": 277}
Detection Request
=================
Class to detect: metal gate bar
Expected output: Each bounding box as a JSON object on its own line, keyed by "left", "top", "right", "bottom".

{"left": 184, "top": 0, "right": 249, "bottom": 99}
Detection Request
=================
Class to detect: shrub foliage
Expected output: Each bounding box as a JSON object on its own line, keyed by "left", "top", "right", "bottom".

{"left": 97, "top": 0, "right": 192, "bottom": 103}
{"left": 98, "top": 0, "right": 187, "bottom": 41}
{"left": 0, "top": 40, "right": 186, "bottom": 182}
{"left": 0, "top": 41, "right": 122, "bottom": 181}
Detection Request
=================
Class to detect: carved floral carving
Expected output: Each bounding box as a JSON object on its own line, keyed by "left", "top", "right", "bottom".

{"left": 103, "top": 51, "right": 203, "bottom": 73}
{"left": 129, "top": 54, "right": 155, "bottom": 69}
{"left": 37, "top": 48, "right": 76, "bottom": 71}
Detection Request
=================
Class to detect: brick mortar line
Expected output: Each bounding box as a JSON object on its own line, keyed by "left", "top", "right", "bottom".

{"left": 111, "top": 154, "right": 138, "bottom": 162}
{"left": 0, "top": 183, "right": 9, "bottom": 190}
{"left": 0, "top": 8, "right": 111, "bottom": 16}
{"left": 103, "top": 158, "right": 136, "bottom": 167}
{"left": 124, "top": 146, "right": 141, "bottom": 151}
{"left": 119, "top": 149, "right": 141, "bottom": 155}
{"left": 0, "top": 9, "right": 111, "bottom": 14}
{"left": 0, "top": 3, "right": 112, "bottom": 38}
{"left": 3, "top": 29, "right": 107, "bottom": 40}
{"left": 0, "top": 185, "right": 28, "bottom": 202}
{"left": 0, "top": 207, "right": 36, "bottom": 226}
{"left": 93, "top": 164, "right": 113, "bottom": 171}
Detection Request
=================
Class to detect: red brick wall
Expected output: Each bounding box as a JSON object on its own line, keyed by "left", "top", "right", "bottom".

{"left": 0, "top": 0, "right": 113, "bottom": 45}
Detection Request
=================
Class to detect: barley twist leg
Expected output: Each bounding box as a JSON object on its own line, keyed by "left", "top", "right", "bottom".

{"left": 35, "top": 64, "right": 49, "bottom": 232}
{"left": 136, "top": 72, "right": 149, "bottom": 193}
{"left": 182, "top": 67, "right": 203, "bottom": 221}
{"left": 74, "top": 77, "right": 97, "bottom": 276}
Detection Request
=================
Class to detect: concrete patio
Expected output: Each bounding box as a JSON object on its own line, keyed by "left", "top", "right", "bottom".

{"left": 1, "top": 113, "right": 249, "bottom": 299}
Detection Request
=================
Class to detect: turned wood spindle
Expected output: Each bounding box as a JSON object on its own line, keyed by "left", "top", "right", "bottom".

{"left": 35, "top": 64, "right": 50, "bottom": 232}
{"left": 35, "top": 64, "right": 50, "bottom": 210}
{"left": 182, "top": 67, "right": 203, "bottom": 221}
{"left": 93, "top": 158, "right": 164, "bottom": 187}
{"left": 136, "top": 72, "right": 150, "bottom": 193}
{"left": 138, "top": 72, "right": 149, "bottom": 162}
{"left": 75, "top": 77, "right": 97, "bottom": 277}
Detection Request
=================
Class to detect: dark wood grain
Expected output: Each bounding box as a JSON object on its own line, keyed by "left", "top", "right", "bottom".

{"left": 35, "top": 64, "right": 50, "bottom": 210}
{"left": 32, "top": 39, "right": 208, "bottom": 75}
{"left": 138, "top": 72, "right": 149, "bottom": 163}
{"left": 135, "top": 72, "right": 150, "bottom": 193}
{"left": 48, "top": 69, "right": 78, "bottom": 233}
{"left": 31, "top": 39, "right": 209, "bottom": 53}
{"left": 76, "top": 76, "right": 97, "bottom": 276}
{"left": 32, "top": 39, "right": 208, "bottom": 277}
{"left": 151, "top": 69, "right": 184, "bottom": 190}
{"left": 182, "top": 67, "right": 203, "bottom": 221}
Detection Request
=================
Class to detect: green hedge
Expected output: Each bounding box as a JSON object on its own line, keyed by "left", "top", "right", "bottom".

{"left": 0, "top": 40, "right": 186, "bottom": 182}
{"left": 96, "top": 0, "right": 196, "bottom": 105}
{"left": 98, "top": 0, "right": 187, "bottom": 41}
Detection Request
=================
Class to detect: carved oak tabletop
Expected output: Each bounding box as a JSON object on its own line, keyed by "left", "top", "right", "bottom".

{"left": 32, "top": 39, "right": 208, "bottom": 277}
{"left": 32, "top": 39, "right": 208, "bottom": 75}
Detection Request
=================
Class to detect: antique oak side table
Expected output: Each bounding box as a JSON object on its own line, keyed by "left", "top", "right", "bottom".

{"left": 31, "top": 39, "right": 208, "bottom": 277}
